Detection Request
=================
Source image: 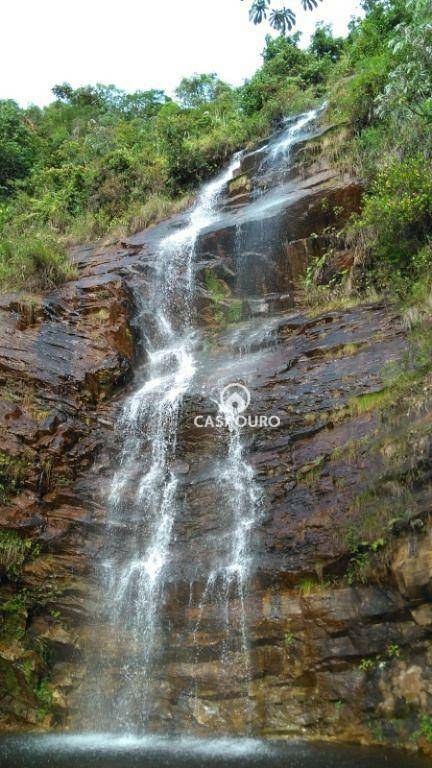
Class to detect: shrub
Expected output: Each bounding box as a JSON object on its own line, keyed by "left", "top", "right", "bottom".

{"left": 354, "top": 154, "right": 432, "bottom": 284}
{"left": 0, "top": 231, "right": 74, "bottom": 291}
{"left": 0, "top": 100, "right": 39, "bottom": 194}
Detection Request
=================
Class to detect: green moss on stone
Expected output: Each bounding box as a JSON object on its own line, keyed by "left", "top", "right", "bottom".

{"left": 0, "top": 451, "right": 32, "bottom": 502}
{"left": 0, "top": 531, "right": 34, "bottom": 577}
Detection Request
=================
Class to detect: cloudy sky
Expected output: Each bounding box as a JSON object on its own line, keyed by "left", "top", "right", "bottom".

{"left": 1, "top": 0, "right": 363, "bottom": 106}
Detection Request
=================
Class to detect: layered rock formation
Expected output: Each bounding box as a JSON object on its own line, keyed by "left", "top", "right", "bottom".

{"left": 0, "top": 245, "right": 138, "bottom": 727}
{"left": 0, "top": 113, "right": 431, "bottom": 754}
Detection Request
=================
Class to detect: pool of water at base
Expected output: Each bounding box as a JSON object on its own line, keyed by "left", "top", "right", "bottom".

{"left": 0, "top": 735, "right": 430, "bottom": 768}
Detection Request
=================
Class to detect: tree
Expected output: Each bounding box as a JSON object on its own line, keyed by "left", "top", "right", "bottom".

{"left": 376, "top": 0, "right": 432, "bottom": 122}
{"left": 51, "top": 83, "right": 105, "bottom": 109}
{"left": 0, "top": 100, "right": 38, "bottom": 194}
{"left": 52, "top": 83, "right": 171, "bottom": 120}
{"left": 175, "top": 74, "right": 230, "bottom": 108}
{"left": 269, "top": 7, "right": 297, "bottom": 34}
{"left": 240, "top": 32, "right": 326, "bottom": 116}
{"left": 310, "top": 23, "right": 344, "bottom": 61}
{"left": 245, "top": 0, "right": 323, "bottom": 33}
{"left": 117, "top": 89, "right": 171, "bottom": 119}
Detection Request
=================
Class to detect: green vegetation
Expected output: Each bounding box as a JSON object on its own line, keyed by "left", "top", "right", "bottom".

{"left": 0, "top": 591, "right": 28, "bottom": 642}
{"left": 349, "top": 388, "right": 393, "bottom": 415}
{"left": 0, "top": 531, "right": 35, "bottom": 577}
{"left": 298, "top": 0, "right": 432, "bottom": 312}
{"left": 284, "top": 631, "right": 295, "bottom": 646}
{"left": 368, "top": 719, "right": 385, "bottom": 742}
{"left": 0, "top": 29, "right": 342, "bottom": 291}
{"left": 359, "top": 657, "right": 376, "bottom": 672}
{"left": 296, "top": 454, "right": 325, "bottom": 486}
{"left": 387, "top": 643, "right": 401, "bottom": 659}
{"left": 0, "top": 451, "right": 32, "bottom": 503}
{"left": 1, "top": 0, "right": 431, "bottom": 313}
{"left": 246, "top": 0, "right": 324, "bottom": 35}
{"left": 345, "top": 524, "right": 387, "bottom": 585}
{"left": 413, "top": 713, "right": 432, "bottom": 744}
{"left": 327, "top": 0, "right": 432, "bottom": 297}
{"left": 297, "top": 577, "right": 318, "bottom": 595}
{"left": 204, "top": 270, "right": 245, "bottom": 326}
{"left": 0, "top": 585, "right": 59, "bottom": 724}
{"left": 349, "top": 321, "right": 432, "bottom": 417}
{"left": 359, "top": 645, "right": 402, "bottom": 673}
{"left": 35, "top": 678, "right": 54, "bottom": 721}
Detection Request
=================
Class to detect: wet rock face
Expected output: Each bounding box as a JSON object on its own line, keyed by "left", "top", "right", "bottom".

{"left": 392, "top": 532, "right": 432, "bottom": 598}
{"left": 194, "top": 126, "right": 362, "bottom": 305}
{"left": 0, "top": 243, "right": 140, "bottom": 729}
{"left": 0, "top": 116, "right": 431, "bottom": 753}
{"left": 134, "top": 298, "right": 430, "bottom": 748}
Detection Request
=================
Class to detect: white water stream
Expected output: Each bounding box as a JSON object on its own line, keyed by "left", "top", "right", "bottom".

{"left": 93, "top": 107, "right": 322, "bottom": 731}
{"left": 100, "top": 154, "right": 243, "bottom": 727}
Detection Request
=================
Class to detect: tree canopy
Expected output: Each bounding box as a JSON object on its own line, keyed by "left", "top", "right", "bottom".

{"left": 245, "top": 0, "right": 323, "bottom": 33}
{"left": 175, "top": 74, "right": 231, "bottom": 108}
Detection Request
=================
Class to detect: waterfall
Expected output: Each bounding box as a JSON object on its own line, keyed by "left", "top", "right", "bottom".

{"left": 269, "top": 103, "right": 326, "bottom": 162}
{"left": 93, "top": 154, "right": 241, "bottom": 731}
{"left": 191, "top": 391, "right": 262, "bottom": 724}
{"left": 87, "top": 107, "right": 325, "bottom": 734}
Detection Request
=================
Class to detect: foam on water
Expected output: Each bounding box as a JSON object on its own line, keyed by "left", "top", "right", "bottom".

{"left": 0, "top": 733, "right": 428, "bottom": 768}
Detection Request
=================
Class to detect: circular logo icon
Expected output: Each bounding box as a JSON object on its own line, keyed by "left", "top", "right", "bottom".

{"left": 220, "top": 383, "right": 251, "bottom": 415}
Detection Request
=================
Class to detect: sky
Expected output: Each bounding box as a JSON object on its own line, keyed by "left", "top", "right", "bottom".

{"left": 1, "top": 0, "right": 363, "bottom": 107}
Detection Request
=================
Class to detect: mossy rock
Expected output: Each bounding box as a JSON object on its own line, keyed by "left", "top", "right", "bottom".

{"left": 0, "top": 450, "right": 34, "bottom": 503}
{"left": 228, "top": 173, "right": 252, "bottom": 196}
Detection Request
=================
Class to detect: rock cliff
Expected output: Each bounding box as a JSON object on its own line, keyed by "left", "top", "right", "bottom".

{"left": 0, "top": 115, "right": 431, "bottom": 754}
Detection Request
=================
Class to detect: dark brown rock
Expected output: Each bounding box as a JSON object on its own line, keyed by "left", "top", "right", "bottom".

{"left": 0, "top": 116, "right": 431, "bottom": 757}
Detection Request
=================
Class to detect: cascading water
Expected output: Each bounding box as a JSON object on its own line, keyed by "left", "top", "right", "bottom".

{"left": 229, "top": 105, "right": 323, "bottom": 296}
{"left": 190, "top": 390, "right": 262, "bottom": 722}
{"left": 269, "top": 107, "right": 320, "bottom": 161}
{"left": 91, "top": 154, "right": 242, "bottom": 731}
{"left": 87, "top": 107, "right": 325, "bottom": 734}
